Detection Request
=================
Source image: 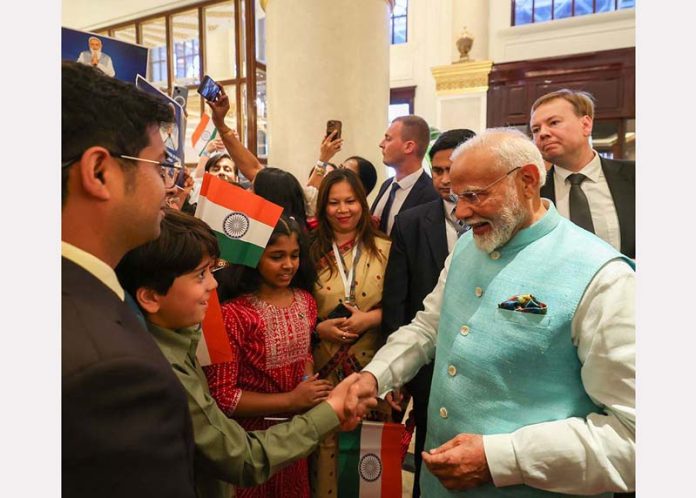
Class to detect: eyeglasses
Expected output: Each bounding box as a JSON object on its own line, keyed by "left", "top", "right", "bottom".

{"left": 62, "top": 151, "right": 182, "bottom": 188}
{"left": 449, "top": 166, "right": 521, "bottom": 205}
{"left": 116, "top": 154, "right": 182, "bottom": 188}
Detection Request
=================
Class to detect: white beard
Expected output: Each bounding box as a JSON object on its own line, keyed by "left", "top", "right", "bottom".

{"left": 466, "top": 185, "right": 527, "bottom": 253}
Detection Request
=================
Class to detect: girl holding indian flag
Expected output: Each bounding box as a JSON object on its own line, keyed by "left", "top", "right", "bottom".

{"left": 204, "top": 215, "right": 330, "bottom": 498}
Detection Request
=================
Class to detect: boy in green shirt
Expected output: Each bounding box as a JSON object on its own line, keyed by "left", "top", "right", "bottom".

{"left": 116, "top": 208, "right": 369, "bottom": 498}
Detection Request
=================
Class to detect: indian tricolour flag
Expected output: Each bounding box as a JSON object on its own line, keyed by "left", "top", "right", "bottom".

{"left": 192, "top": 113, "right": 218, "bottom": 156}
{"left": 196, "top": 288, "right": 235, "bottom": 367}
{"left": 195, "top": 173, "right": 283, "bottom": 267}
{"left": 338, "top": 422, "right": 404, "bottom": 498}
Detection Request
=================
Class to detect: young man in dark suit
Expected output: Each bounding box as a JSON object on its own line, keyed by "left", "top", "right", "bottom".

{"left": 382, "top": 129, "right": 476, "bottom": 497}
{"left": 371, "top": 115, "right": 440, "bottom": 235}
{"left": 530, "top": 89, "right": 635, "bottom": 259}
{"left": 61, "top": 61, "right": 197, "bottom": 498}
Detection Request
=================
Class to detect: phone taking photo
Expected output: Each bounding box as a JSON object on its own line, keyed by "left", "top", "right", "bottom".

{"left": 197, "top": 75, "right": 221, "bottom": 102}
{"left": 326, "top": 120, "right": 342, "bottom": 140}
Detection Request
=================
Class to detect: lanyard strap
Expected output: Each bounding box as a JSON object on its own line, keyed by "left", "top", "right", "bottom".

{"left": 332, "top": 240, "right": 361, "bottom": 302}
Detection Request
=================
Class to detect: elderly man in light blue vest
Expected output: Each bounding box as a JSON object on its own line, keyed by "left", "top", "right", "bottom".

{"left": 351, "top": 128, "right": 635, "bottom": 497}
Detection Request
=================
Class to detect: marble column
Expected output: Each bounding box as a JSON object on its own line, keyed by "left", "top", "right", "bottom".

{"left": 263, "top": 0, "right": 393, "bottom": 202}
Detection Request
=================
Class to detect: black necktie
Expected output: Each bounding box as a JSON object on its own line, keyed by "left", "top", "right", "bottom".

{"left": 379, "top": 182, "right": 400, "bottom": 233}
{"left": 567, "top": 173, "right": 595, "bottom": 234}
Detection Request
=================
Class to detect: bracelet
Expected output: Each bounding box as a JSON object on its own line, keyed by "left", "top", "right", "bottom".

{"left": 315, "top": 161, "right": 327, "bottom": 176}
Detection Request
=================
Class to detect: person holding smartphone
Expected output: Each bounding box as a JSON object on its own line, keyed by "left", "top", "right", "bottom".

{"left": 307, "top": 168, "right": 397, "bottom": 497}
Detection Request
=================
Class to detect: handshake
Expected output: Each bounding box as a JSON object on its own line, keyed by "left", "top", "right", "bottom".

{"left": 323, "top": 372, "right": 383, "bottom": 431}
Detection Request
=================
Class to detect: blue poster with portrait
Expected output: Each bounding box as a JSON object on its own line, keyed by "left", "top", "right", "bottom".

{"left": 61, "top": 27, "right": 149, "bottom": 83}
{"left": 135, "top": 75, "right": 186, "bottom": 173}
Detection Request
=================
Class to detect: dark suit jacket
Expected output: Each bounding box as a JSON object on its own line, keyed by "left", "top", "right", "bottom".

{"left": 381, "top": 199, "right": 449, "bottom": 497}
{"left": 62, "top": 258, "right": 196, "bottom": 498}
{"left": 382, "top": 199, "right": 449, "bottom": 334}
{"left": 540, "top": 157, "right": 635, "bottom": 259}
{"left": 370, "top": 170, "right": 440, "bottom": 235}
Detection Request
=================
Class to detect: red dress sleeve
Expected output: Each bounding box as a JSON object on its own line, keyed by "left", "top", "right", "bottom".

{"left": 301, "top": 289, "right": 318, "bottom": 365}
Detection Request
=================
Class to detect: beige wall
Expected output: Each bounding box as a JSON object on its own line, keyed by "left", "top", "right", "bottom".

{"left": 62, "top": 0, "right": 201, "bottom": 30}
{"left": 489, "top": 0, "right": 635, "bottom": 63}
{"left": 388, "top": 0, "right": 635, "bottom": 133}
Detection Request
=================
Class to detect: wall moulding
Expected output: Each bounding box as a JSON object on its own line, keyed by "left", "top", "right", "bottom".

{"left": 431, "top": 60, "right": 493, "bottom": 96}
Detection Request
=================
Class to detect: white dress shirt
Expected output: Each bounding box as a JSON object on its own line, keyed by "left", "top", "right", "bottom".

{"left": 62, "top": 241, "right": 125, "bottom": 301}
{"left": 373, "top": 168, "right": 425, "bottom": 234}
{"left": 442, "top": 199, "right": 459, "bottom": 253}
{"left": 363, "top": 249, "right": 635, "bottom": 494}
{"left": 551, "top": 152, "right": 622, "bottom": 252}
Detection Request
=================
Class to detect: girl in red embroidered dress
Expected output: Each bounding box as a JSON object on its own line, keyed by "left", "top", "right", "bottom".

{"left": 204, "top": 216, "right": 332, "bottom": 498}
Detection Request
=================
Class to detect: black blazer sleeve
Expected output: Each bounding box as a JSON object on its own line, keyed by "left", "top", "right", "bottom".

{"left": 63, "top": 357, "right": 196, "bottom": 498}
{"left": 381, "top": 213, "right": 411, "bottom": 336}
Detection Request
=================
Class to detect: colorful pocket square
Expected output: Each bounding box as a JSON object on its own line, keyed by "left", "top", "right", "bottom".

{"left": 498, "top": 294, "right": 548, "bottom": 315}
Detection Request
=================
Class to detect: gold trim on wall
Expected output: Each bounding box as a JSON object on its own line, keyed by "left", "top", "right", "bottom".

{"left": 431, "top": 60, "right": 494, "bottom": 96}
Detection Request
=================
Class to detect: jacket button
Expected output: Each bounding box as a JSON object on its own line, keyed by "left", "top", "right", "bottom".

{"left": 439, "top": 407, "right": 448, "bottom": 419}
{"left": 448, "top": 365, "right": 457, "bottom": 376}
{"left": 475, "top": 287, "right": 483, "bottom": 297}
{"left": 460, "top": 325, "right": 470, "bottom": 336}
{"left": 490, "top": 251, "right": 501, "bottom": 260}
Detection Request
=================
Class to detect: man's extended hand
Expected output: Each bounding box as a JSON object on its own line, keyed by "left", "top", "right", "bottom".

{"left": 341, "top": 372, "right": 380, "bottom": 426}
{"left": 326, "top": 373, "right": 378, "bottom": 431}
{"left": 421, "top": 433, "right": 492, "bottom": 491}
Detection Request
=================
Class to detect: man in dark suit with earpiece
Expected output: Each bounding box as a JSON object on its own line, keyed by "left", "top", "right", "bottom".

{"left": 371, "top": 115, "right": 440, "bottom": 236}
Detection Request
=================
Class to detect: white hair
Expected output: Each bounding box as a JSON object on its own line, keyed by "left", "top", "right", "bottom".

{"left": 450, "top": 127, "right": 546, "bottom": 187}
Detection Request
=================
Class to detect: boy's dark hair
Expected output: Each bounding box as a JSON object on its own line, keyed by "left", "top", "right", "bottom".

{"left": 116, "top": 208, "right": 220, "bottom": 298}
{"left": 62, "top": 61, "right": 174, "bottom": 205}
{"left": 428, "top": 129, "right": 477, "bottom": 160}
{"left": 345, "top": 156, "right": 378, "bottom": 196}
{"left": 215, "top": 215, "right": 316, "bottom": 303}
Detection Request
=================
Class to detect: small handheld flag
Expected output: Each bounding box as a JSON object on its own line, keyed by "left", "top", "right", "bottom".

{"left": 192, "top": 113, "right": 218, "bottom": 157}
{"left": 195, "top": 174, "right": 283, "bottom": 267}
{"left": 196, "top": 288, "right": 234, "bottom": 367}
{"left": 338, "top": 421, "right": 404, "bottom": 498}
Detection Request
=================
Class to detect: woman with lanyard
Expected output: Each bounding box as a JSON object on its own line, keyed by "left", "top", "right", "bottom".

{"left": 308, "top": 168, "right": 393, "bottom": 497}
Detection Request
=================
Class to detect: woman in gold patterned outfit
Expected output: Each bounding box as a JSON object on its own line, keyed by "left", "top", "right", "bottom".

{"left": 308, "top": 169, "right": 392, "bottom": 497}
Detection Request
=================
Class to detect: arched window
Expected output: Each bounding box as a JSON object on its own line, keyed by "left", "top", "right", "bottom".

{"left": 513, "top": 0, "right": 635, "bottom": 26}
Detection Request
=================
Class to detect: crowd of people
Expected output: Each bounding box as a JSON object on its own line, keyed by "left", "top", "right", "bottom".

{"left": 62, "top": 60, "right": 635, "bottom": 498}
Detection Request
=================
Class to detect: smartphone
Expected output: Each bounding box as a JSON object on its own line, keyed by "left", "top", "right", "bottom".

{"left": 326, "top": 120, "right": 342, "bottom": 140}
{"left": 327, "top": 302, "right": 352, "bottom": 319}
{"left": 174, "top": 168, "right": 187, "bottom": 189}
{"left": 172, "top": 85, "right": 189, "bottom": 108}
{"left": 197, "top": 75, "right": 221, "bottom": 102}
